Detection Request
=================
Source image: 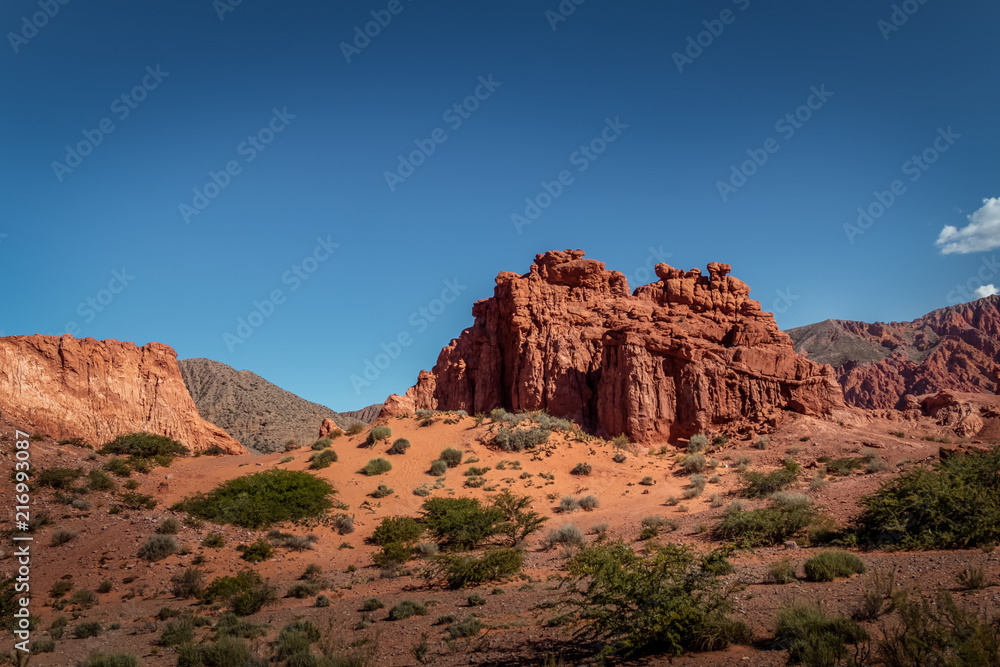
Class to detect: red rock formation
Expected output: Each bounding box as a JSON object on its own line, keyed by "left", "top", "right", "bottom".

{"left": 789, "top": 296, "right": 1000, "bottom": 409}
{"left": 0, "top": 334, "right": 246, "bottom": 454}
{"left": 383, "top": 250, "right": 844, "bottom": 443}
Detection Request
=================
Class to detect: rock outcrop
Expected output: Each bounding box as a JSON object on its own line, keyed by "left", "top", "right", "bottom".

{"left": 383, "top": 250, "right": 844, "bottom": 443}
{"left": 0, "top": 335, "right": 245, "bottom": 454}
{"left": 179, "top": 358, "right": 364, "bottom": 454}
{"left": 788, "top": 296, "right": 1000, "bottom": 409}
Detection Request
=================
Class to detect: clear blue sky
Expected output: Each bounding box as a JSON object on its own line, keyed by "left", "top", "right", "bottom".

{"left": 2, "top": 1, "right": 998, "bottom": 411}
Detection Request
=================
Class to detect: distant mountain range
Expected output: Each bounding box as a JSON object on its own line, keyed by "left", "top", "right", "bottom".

{"left": 178, "top": 358, "right": 380, "bottom": 454}
{"left": 787, "top": 296, "right": 999, "bottom": 409}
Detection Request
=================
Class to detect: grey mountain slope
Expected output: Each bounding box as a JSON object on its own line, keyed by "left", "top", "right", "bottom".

{"left": 178, "top": 358, "right": 367, "bottom": 454}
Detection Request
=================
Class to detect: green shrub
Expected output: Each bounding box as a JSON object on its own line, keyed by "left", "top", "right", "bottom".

{"left": 37, "top": 467, "right": 83, "bottom": 490}
{"left": 571, "top": 462, "right": 592, "bottom": 476}
{"left": 308, "top": 448, "right": 338, "bottom": 469}
{"left": 86, "top": 469, "right": 115, "bottom": 491}
{"left": 177, "top": 636, "right": 250, "bottom": 667}
{"left": 560, "top": 496, "right": 580, "bottom": 513}
{"left": 767, "top": 557, "right": 797, "bottom": 584}
{"left": 311, "top": 438, "right": 332, "bottom": 450}
{"left": 388, "top": 438, "right": 411, "bottom": 455}
{"left": 373, "top": 541, "right": 412, "bottom": 568}
{"left": 468, "top": 593, "right": 486, "bottom": 606}
{"left": 740, "top": 459, "right": 800, "bottom": 498}
{"left": 579, "top": 494, "right": 600, "bottom": 510}
{"left": 613, "top": 452, "right": 627, "bottom": 463}
{"left": 494, "top": 426, "right": 550, "bottom": 452}
{"left": 440, "top": 448, "right": 463, "bottom": 468}
{"left": 430, "top": 547, "right": 524, "bottom": 588}
{"left": 70, "top": 589, "right": 97, "bottom": 607}
{"left": 97, "top": 579, "right": 113, "bottom": 594}
{"left": 421, "top": 497, "right": 504, "bottom": 551}
{"left": 138, "top": 535, "right": 179, "bottom": 561}
{"left": 362, "top": 458, "right": 392, "bottom": 476}
{"left": 371, "top": 483, "right": 394, "bottom": 498}
{"left": 104, "top": 458, "right": 131, "bottom": 477}
{"left": 639, "top": 476, "right": 655, "bottom": 486}
{"left": 49, "top": 580, "right": 73, "bottom": 598}
{"left": 774, "top": 600, "right": 869, "bottom": 665}
{"left": 389, "top": 599, "right": 427, "bottom": 620}
{"left": 366, "top": 425, "right": 392, "bottom": 446}
{"left": 51, "top": 528, "right": 77, "bottom": 546}
{"left": 611, "top": 434, "right": 629, "bottom": 448}
{"left": 203, "top": 532, "right": 225, "bottom": 548}
{"left": 80, "top": 652, "right": 138, "bottom": 667}
{"left": 287, "top": 581, "right": 322, "bottom": 598}
{"left": 429, "top": 459, "right": 448, "bottom": 476}
{"left": 100, "top": 432, "right": 188, "bottom": 459}
{"left": 346, "top": 423, "right": 364, "bottom": 436}
{"left": 157, "top": 517, "right": 181, "bottom": 534}
{"left": 280, "top": 455, "right": 294, "bottom": 463}
{"left": 118, "top": 491, "right": 156, "bottom": 510}
{"left": 803, "top": 551, "right": 866, "bottom": 582}
{"left": 159, "top": 616, "right": 195, "bottom": 646}
{"left": 852, "top": 446, "right": 1000, "bottom": 549}
{"left": 73, "top": 621, "right": 103, "bottom": 638}
{"left": 754, "top": 435, "right": 769, "bottom": 450}
{"left": 687, "top": 434, "right": 709, "bottom": 453}
{"left": 214, "top": 611, "right": 267, "bottom": 638}
{"left": 372, "top": 515, "right": 424, "bottom": 546}
{"left": 169, "top": 567, "right": 204, "bottom": 599}
{"left": 30, "top": 638, "right": 55, "bottom": 654}
{"left": 827, "top": 456, "right": 864, "bottom": 476}
{"left": 331, "top": 513, "right": 354, "bottom": 535}
{"left": 237, "top": 538, "right": 274, "bottom": 563}
{"left": 564, "top": 542, "right": 750, "bottom": 659}
{"left": 548, "top": 523, "right": 585, "bottom": 548}
{"left": 314, "top": 594, "right": 331, "bottom": 607}
{"left": 173, "top": 469, "right": 334, "bottom": 529}
{"left": 713, "top": 498, "right": 816, "bottom": 547}
{"left": 446, "top": 616, "right": 484, "bottom": 640}
{"left": 362, "top": 597, "right": 384, "bottom": 611}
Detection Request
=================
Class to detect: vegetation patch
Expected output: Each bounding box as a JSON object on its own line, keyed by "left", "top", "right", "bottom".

{"left": 494, "top": 426, "right": 550, "bottom": 452}
{"left": 740, "top": 459, "right": 800, "bottom": 497}
{"left": 803, "top": 551, "right": 865, "bottom": 582}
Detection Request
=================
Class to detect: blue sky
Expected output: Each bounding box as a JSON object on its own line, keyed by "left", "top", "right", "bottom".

{"left": 2, "top": 0, "right": 998, "bottom": 412}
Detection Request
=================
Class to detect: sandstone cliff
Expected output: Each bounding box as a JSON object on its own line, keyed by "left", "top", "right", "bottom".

{"left": 788, "top": 296, "right": 1000, "bottom": 409}
{"left": 0, "top": 335, "right": 245, "bottom": 454}
{"left": 383, "top": 250, "right": 844, "bottom": 443}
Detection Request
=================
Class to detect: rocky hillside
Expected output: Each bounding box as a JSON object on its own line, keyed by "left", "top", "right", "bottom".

{"left": 788, "top": 295, "right": 1000, "bottom": 409}
{"left": 0, "top": 335, "right": 245, "bottom": 453}
{"left": 179, "top": 358, "right": 364, "bottom": 454}
{"left": 341, "top": 403, "right": 383, "bottom": 423}
{"left": 384, "top": 249, "right": 844, "bottom": 442}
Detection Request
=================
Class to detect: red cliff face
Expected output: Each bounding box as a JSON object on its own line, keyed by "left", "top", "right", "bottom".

{"left": 789, "top": 296, "right": 1000, "bottom": 410}
{"left": 384, "top": 250, "right": 844, "bottom": 443}
{"left": 0, "top": 334, "right": 246, "bottom": 454}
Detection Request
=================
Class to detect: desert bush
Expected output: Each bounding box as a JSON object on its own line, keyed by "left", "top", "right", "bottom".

{"left": 308, "top": 449, "right": 338, "bottom": 469}
{"left": 372, "top": 515, "right": 424, "bottom": 546}
{"left": 203, "top": 532, "right": 225, "bottom": 548}
{"left": 803, "top": 551, "right": 865, "bottom": 582}
{"left": 446, "top": 616, "right": 484, "bottom": 640}
{"left": 440, "top": 448, "right": 463, "bottom": 468}
{"left": 571, "top": 462, "right": 592, "bottom": 476}
{"left": 564, "top": 542, "right": 750, "bottom": 659}
{"left": 331, "top": 513, "right": 354, "bottom": 535}
{"left": 579, "top": 494, "right": 600, "bottom": 510}
{"left": 387, "top": 438, "right": 411, "bottom": 455}
{"left": 430, "top": 547, "right": 524, "bottom": 588}
{"left": 118, "top": 491, "right": 156, "bottom": 510}
{"left": 415, "top": 541, "right": 440, "bottom": 557}
{"left": 70, "top": 588, "right": 97, "bottom": 607}
{"left": 713, "top": 497, "right": 817, "bottom": 547}
{"left": 314, "top": 594, "right": 331, "bottom": 607}
{"left": 612, "top": 452, "right": 627, "bottom": 463}
{"left": 740, "top": 459, "right": 800, "bottom": 498}
{"left": 80, "top": 653, "right": 139, "bottom": 667}
{"left": 30, "top": 638, "right": 55, "bottom": 654}
{"left": 104, "top": 458, "right": 132, "bottom": 477}
{"left": 159, "top": 615, "right": 195, "bottom": 646}
{"left": 753, "top": 435, "right": 769, "bottom": 450}
{"left": 49, "top": 580, "right": 73, "bottom": 598}
{"left": 773, "top": 600, "right": 869, "bottom": 666}
{"left": 73, "top": 621, "right": 103, "bottom": 638}
{"left": 51, "top": 528, "right": 77, "bottom": 546}
{"left": 767, "top": 557, "right": 797, "bottom": 584}
{"left": 421, "top": 496, "right": 505, "bottom": 551}
{"left": 97, "top": 579, "right": 112, "bottom": 594}
{"left": 279, "top": 455, "right": 294, "bottom": 463}
{"left": 639, "top": 476, "right": 655, "bottom": 486}
{"left": 214, "top": 611, "right": 267, "bottom": 639}
{"left": 157, "top": 517, "right": 181, "bottom": 534}
{"left": 560, "top": 496, "right": 581, "bottom": 513}
{"left": 611, "top": 434, "right": 629, "bottom": 448}
{"left": 37, "top": 467, "right": 83, "bottom": 490}
{"left": 170, "top": 566, "right": 204, "bottom": 599}
{"left": 682, "top": 486, "right": 702, "bottom": 500}
{"left": 548, "top": 523, "right": 586, "bottom": 548}
{"left": 494, "top": 426, "right": 550, "bottom": 452}
{"left": 311, "top": 437, "right": 332, "bottom": 450}
{"left": 237, "top": 538, "right": 274, "bottom": 563}
{"left": 468, "top": 593, "right": 486, "bottom": 606}
{"left": 100, "top": 432, "right": 187, "bottom": 463}
{"left": 366, "top": 425, "right": 392, "bottom": 446}
{"left": 429, "top": 459, "right": 449, "bottom": 476}
{"left": 86, "top": 469, "right": 115, "bottom": 491}
{"left": 389, "top": 600, "right": 427, "bottom": 620}
{"left": 956, "top": 565, "right": 992, "bottom": 590}
{"left": 139, "top": 534, "right": 179, "bottom": 561}
{"left": 852, "top": 445, "right": 1000, "bottom": 549}
{"left": 173, "top": 469, "right": 334, "bottom": 529}
{"left": 346, "top": 423, "right": 365, "bottom": 436}
{"left": 688, "top": 434, "right": 710, "bottom": 453}
{"left": 682, "top": 453, "right": 707, "bottom": 474}
{"left": 827, "top": 456, "right": 865, "bottom": 476}
{"left": 371, "top": 483, "right": 394, "bottom": 498}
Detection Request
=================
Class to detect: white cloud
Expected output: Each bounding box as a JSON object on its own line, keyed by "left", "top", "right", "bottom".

{"left": 974, "top": 283, "right": 999, "bottom": 299}
{"left": 935, "top": 197, "right": 1000, "bottom": 254}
